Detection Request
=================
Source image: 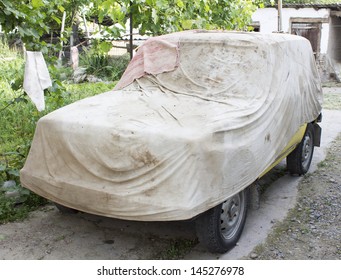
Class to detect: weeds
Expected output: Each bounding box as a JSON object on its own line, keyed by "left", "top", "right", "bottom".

{"left": 323, "top": 92, "right": 341, "bottom": 110}
{"left": 0, "top": 81, "right": 116, "bottom": 224}
{"left": 79, "top": 48, "right": 129, "bottom": 81}
{"left": 156, "top": 238, "right": 198, "bottom": 260}
{"left": 0, "top": 187, "right": 47, "bottom": 224}
{"left": 0, "top": 39, "right": 121, "bottom": 224}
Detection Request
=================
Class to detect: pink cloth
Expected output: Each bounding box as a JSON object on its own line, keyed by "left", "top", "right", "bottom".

{"left": 115, "top": 37, "right": 180, "bottom": 90}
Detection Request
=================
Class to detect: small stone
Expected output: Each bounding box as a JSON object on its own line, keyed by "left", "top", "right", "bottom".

{"left": 2, "top": 180, "right": 16, "bottom": 189}
{"left": 250, "top": 253, "right": 258, "bottom": 259}
{"left": 5, "top": 190, "right": 20, "bottom": 199}
{"left": 86, "top": 75, "right": 103, "bottom": 83}
{"left": 73, "top": 67, "right": 87, "bottom": 83}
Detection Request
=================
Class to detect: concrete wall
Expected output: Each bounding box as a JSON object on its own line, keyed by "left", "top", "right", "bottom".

{"left": 252, "top": 7, "right": 341, "bottom": 81}
{"left": 328, "top": 16, "right": 341, "bottom": 61}
{"left": 252, "top": 8, "right": 330, "bottom": 53}
{"left": 327, "top": 16, "right": 341, "bottom": 81}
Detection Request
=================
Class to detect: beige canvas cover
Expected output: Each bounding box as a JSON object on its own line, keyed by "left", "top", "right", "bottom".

{"left": 20, "top": 31, "right": 322, "bottom": 221}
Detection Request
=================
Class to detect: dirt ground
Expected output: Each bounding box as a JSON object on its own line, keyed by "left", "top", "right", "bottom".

{"left": 247, "top": 134, "right": 341, "bottom": 260}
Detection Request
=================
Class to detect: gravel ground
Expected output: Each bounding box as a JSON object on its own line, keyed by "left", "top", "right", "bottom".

{"left": 247, "top": 134, "right": 341, "bottom": 260}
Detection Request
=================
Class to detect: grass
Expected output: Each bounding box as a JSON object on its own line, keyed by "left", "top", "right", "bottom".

{"left": 322, "top": 82, "right": 341, "bottom": 110}
{"left": 0, "top": 40, "right": 119, "bottom": 224}
{"left": 323, "top": 92, "right": 341, "bottom": 110}
{"left": 155, "top": 238, "right": 198, "bottom": 260}
{"left": 0, "top": 81, "right": 116, "bottom": 224}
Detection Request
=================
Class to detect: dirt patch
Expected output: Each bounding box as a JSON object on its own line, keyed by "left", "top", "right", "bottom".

{"left": 0, "top": 207, "right": 198, "bottom": 260}
{"left": 247, "top": 134, "right": 341, "bottom": 260}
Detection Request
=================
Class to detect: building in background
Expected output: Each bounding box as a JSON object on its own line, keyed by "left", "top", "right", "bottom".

{"left": 252, "top": 3, "right": 341, "bottom": 82}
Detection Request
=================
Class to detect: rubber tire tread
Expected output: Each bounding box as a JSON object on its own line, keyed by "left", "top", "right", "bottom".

{"left": 195, "top": 189, "right": 248, "bottom": 254}
{"left": 287, "top": 123, "right": 315, "bottom": 176}
{"left": 55, "top": 203, "right": 79, "bottom": 214}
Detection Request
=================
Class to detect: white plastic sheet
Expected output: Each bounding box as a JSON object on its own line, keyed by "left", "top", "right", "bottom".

{"left": 20, "top": 31, "right": 322, "bottom": 221}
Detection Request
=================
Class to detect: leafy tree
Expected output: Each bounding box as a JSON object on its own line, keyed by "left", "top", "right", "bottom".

{"left": 283, "top": 0, "right": 339, "bottom": 3}
{"left": 0, "top": 0, "right": 91, "bottom": 52}
{"left": 264, "top": 0, "right": 338, "bottom": 4}
{"left": 1, "top": 0, "right": 61, "bottom": 52}
{"left": 91, "top": 0, "right": 262, "bottom": 37}
{"left": 1, "top": 0, "right": 268, "bottom": 52}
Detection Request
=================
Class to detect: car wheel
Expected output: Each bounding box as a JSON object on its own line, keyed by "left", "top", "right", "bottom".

{"left": 195, "top": 189, "right": 248, "bottom": 253}
{"left": 287, "top": 123, "right": 315, "bottom": 176}
{"left": 55, "top": 203, "right": 79, "bottom": 214}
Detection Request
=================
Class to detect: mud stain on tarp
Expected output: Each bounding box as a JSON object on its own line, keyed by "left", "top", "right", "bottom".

{"left": 130, "top": 148, "right": 159, "bottom": 167}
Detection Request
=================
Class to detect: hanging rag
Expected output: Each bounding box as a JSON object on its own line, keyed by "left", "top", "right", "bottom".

{"left": 23, "top": 51, "right": 52, "bottom": 111}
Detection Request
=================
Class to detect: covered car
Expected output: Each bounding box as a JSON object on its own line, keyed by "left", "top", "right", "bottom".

{"left": 20, "top": 30, "right": 322, "bottom": 253}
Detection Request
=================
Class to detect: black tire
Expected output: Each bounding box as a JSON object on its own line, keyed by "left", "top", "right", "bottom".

{"left": 195, "top": 189, "right": 248, "bottom": 253}
{"left": 287, "top": 123, "right": 315, "bottom": 176}
{"left": 55, "top": 203, "right": 79, "bottom": 214}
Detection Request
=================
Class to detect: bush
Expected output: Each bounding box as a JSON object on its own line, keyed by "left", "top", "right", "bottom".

{"left": 79, "top": 48, "right": 130, "bottom": 81}
{"left": 0, "top": 40, "right": 118, "bottom": 223}
{"left": 0, "top": 39, "right": 24, "bottom": 97}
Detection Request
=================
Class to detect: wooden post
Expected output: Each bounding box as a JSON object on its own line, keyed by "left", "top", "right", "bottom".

{"left": 278, "top": 0, "right": 283, "bottom": 32}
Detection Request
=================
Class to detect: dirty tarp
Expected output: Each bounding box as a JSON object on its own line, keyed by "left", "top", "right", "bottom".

{"left": 20, "top": 31, "right": 323, "bottom": 221}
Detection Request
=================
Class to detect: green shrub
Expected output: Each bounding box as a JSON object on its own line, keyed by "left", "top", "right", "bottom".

{"left": 79, "top": 47, "right": 130, "bottom": 81}
{"left": 0, "top": 39, "right": 25, "bottom": 98}
{"left": 109, "top": 54, "right": 130, "bottom": 81}
{"left": 0, "top": 81, "right": 116, "bottom": 224}
{"left": 0, "top": 40, "right": 118, "bottom": 223}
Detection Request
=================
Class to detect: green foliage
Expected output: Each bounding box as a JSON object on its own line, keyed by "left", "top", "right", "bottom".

{"left": 0, "top": 0, "right": 89, "bottom": 51}
{"left": 0, "top": 40, "right": 117, "bottom": 224}
{"left": 64, "top": 81, "right": 117, "bottom": 98}
{"left": 0, "top": 78, "right": 115, "bottom": 184}
{"left": 258, "top": 0, "right": 338, "bottom": 5}
{"left": 157, "top": 238, "right": 198, "bottom": 260}
{"left": 1, "top": 0, "right": 265, "bottom": 54}
{"left": 79, "top": 48, "right": 130, "bottom": 81}
{"left": 0, "top": 39, "right": 24, "bottom": 95}
{"left": 1, "top": 0, "right": 55, "bottom": 51}
{"left": 322, "top": 90, "right": 341, "bottom": 111}
{"left": 91, "top": 0, "right": 261, "bottom": 36}
{"left": 0, "top": 184, "right": 47, "bottom": 224}
{"left": 282, "top": 0, "right": 338, "bottom": 3}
